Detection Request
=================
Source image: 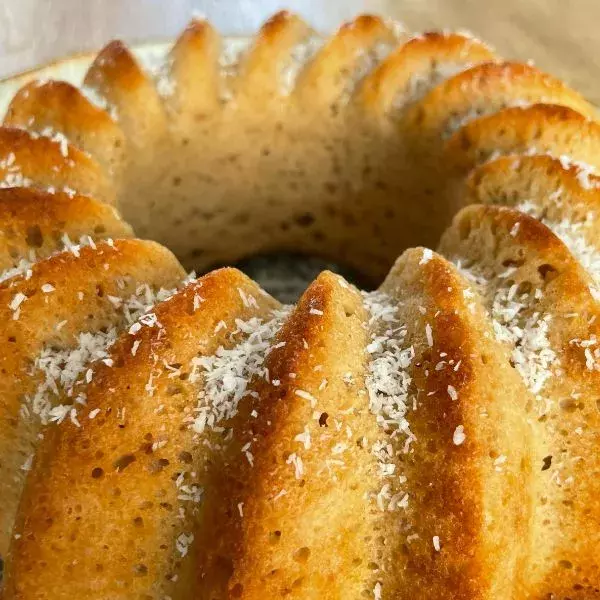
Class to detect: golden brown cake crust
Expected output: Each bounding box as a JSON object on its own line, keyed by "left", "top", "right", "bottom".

{"left": 445, "top": 103, "right": 600, "bottom": 174}
{"left": 0, "top": 187, "right": 132, "bottom": 271}
{"left": 440, "top": 206, "right": 600, "bottom": 597}
{"left": 466, "top": 153, "right": 600, "bottom": 212}
{"left": 464, "top": 154, "right": 600, "bottom": 249}
{"left": 207, "top": 259, "right": 532, "bottom": 600}
{"left": 4, "top": 80, "right": 126, "bottom": 175}
{"left": 232, "top": 12, "right": 311, "bottom": 107}
{"left": 0, "top": 126, "right": 116, "bottom": 203}
{"left": 4, "top": 269, "right": 278, "bottom": 598}
{"left": 406, "top": 61, "right": 595, "bottom": 138}
{"left": 357, "top": 31, "right": 496, "bottom": 117}
{"left": 0, "top": 239, "right": 184, "bottom": 559}
{"left": 167, "top": 18, "right": 221, "bottom": 117}
{"left": 84, "top": 40, "right": 168, "bottom": 156}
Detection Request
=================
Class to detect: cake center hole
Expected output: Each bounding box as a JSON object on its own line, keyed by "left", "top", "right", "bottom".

{"left": 229, "top": 253, "right": 371, "bottom": 303}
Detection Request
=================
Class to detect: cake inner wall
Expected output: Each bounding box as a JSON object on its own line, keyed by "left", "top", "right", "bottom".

{"left": 106, "top": 27, "right": 422, "bottom": 286}
{"left": 4, "top": 25, "right": 592, "bottom": 296}
{"left": 0, "top": 30, "right": 467, "bottom": 290}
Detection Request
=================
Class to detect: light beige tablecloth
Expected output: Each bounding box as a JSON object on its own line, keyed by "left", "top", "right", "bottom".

{"left": 1, "top": 0, "right": 599, "bottom": 103}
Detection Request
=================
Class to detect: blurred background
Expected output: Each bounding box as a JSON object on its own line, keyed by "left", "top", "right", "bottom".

{"left": 1, "top": 0, "right": 599, "bottom": 103}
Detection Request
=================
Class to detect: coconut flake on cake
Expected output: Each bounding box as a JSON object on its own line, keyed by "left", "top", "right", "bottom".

{"left": 218, "top": 38, "right": 253, "bottom": 101}
{"left": 338, "top": 40, "right": 398, "bottom": 105}
{"left": 0, "top": 152, "right": 33, "bottom": 189}
{"left": 0, "top": 235, "right": 107, "bottom": 286}
{"left": 80, "top": 84, "right": 119, "bottom": 121}
{"left": 443, "top": 98, "right": 532, "bottom": 139}
{"left": 362, "top": 290, "right": 415, "bottom": 511}
{"left": 458, "top": 262, "right": 559, "bottom": 411}
{"left": 190, "top": 307, "right": 291, "bottom": 435}
{"left": 396, "top": 60, "right": 474, "bottom": 111}
{"left": 23, "top": 282, "right": 182, "bottom": 426}
{"left": 280, "top": 34, "right": 322, "bottom": 95}
{"left": 515, "top": 203, "right": 600, "bottom": 298}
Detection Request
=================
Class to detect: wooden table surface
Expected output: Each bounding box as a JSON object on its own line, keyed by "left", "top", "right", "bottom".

{"left": 1, "top": 0, "right": 599, "bottom": 103}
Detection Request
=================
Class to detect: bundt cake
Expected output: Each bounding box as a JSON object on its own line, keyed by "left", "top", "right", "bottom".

{"left": 0, "top": 10, "right": 599, "bottom": 599}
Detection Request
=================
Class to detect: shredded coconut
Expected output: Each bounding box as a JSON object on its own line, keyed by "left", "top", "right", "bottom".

{"left": 491, "top": 285, "right": 558, "bottom": 397}
{"left": 0, "top": 150, "right": 35, "bottom": 190}
{"left": 373, "top": 581, "right": 383, "bottom": 599}
{"left": 516, "top": 203, "right": 600, "bottom": 298}
{"left": 80, "top": 85, "right": 118, "bottom": 120}
{"left": 453, "top": 425, "right": 466, "bottom": 445}
{"left": 419, "top": 248, "right": 433, "bottom": 265}
{"left": 556, "top": 155, "right": 599, "bottom": 190}
{"left": 396, "top": 60, "right": 473, "bottom": 110}
{"left": 458, "top": 261, "right": 559, "bottom": 411}
{"left": 0, "top": 234, "right": 100, "bottom": 285}
{"left": 363, "top": 291, "right": 415, "bottom": 511}
{"left": 175, "top": 532, "right": 194, "bottom": 557}
{"left": 218, "top": 38, "right": 252, "bottom": 101}
{"left": 24, "top": 283, "right": 180, "bottom": 426}
{"left": 280, "top": 35, "right": 322, "bottom": 94}
{"left": 447, "top": 385, "right": 458, "bottom": 401}
{"left": 190, "top": 307, "right": 291, "bottom": 434}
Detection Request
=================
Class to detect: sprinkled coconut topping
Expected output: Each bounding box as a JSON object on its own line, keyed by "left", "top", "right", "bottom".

{"left": 362, "top": 290, "right": 415, "bottom": 511}
{"left": 363, "top": 291, "right": 414, "bottom": 437}
{"left": 425, "top": 323, "right": 433, "bottom": 347}
{"left": 0, "top": 256, "right": 34, "bottom": 285}
{"left": 280, "top": 35, "right": 322, "bottom": 95}
{"left": 80, "top": 85, "right": 118, "bottom": 121}
{"left": 419, "top": 248, "right": 433, "bottom": 265}
{"left": 219, "top": 38, "right": 253, "bottom": 101}
{"left": 190, "top": 307, "right": 291, "bottom": 434}
{"left": 287, "top": 452, "right": 304, "bottom": 479}
{"left": 490, "top": 284, "right": 558, "bottom": 398}
{"left": 338, "top": 40, "right": 398, "bottom": 104}
{"left": 458, "top": 260, "right": 559, "bottom": 407}
{"left": 0, "top": 151, "right": 33, "bottom": 189}
{"left": 513, "top": 151, "right": 600, "bottom": 191}
{"left": 0, "top": 234, "right": 101, "bottom": 286}
{"left": 20, "top": 454, "right": 34, "bottom": 472}
{"left": 175, "top": 471, "right": 203, "bottom": 504}
{"left": 9, "top": 292, "right": 27, "bottom": 319}
{"left": 34, "top": 127, "right": 71, "bottom": 157}
{"left": 175, "top": 532, "right": 194, "bottom": 557}
{"left": 373, "top": 581, "right": 383, "bottom": 599}
{"left": 453, "top": 425, "right": 466, "bottom": 445}
{"left": 294, "top": 426, "right": 311, "bottom": 450}
{"left": 570, "top": 335, "right": 600, "bottom": 372}
{"left": 150, "top": 55, "right": 175, "bottom": 98}
{"left": 443, "top": 98, "right": 532, "bottom": 138}
{"left": 295, "top": 388, "right": 318, "bottom": 407}
{"left": 516, "top": 203, "right": 600, "bottom": 298}
{"left": 396, "top": 61, "right": 473, "bottom": 110}
{"left": 23, "top": 283, "right": 180, "bottom": 426}
{"left": 556, "top": 155, "right": 599, "bottom": 190}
